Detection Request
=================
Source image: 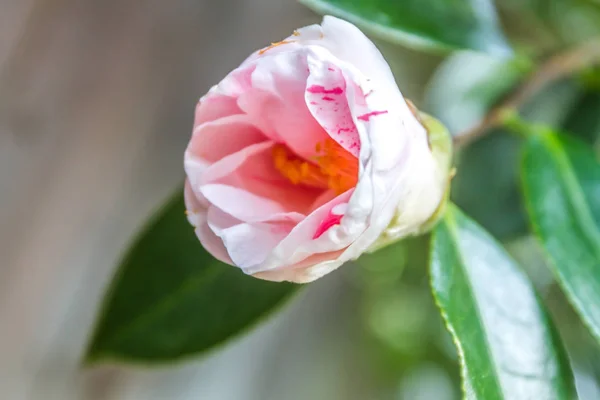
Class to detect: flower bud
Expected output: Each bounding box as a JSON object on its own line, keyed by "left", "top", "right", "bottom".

{"left": 184, "top": 16, "right": 453, "bottom": 283}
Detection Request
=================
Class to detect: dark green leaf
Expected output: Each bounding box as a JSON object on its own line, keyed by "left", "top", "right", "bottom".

{"left": 430, "top": 205, "right": 576, "bottom": 399}
{"left": 498, "top": 0, "right": 600, "bottom": 48}
{"left": 563, "top": 91, "right": 600, "bottom": 145}
{"left": 300, "top": 0, "right": 511, "bottom": 55}
{"left": 85, "top": 191, "right": 297, "bottom": 363}
{"left": 452, "top": 131, "right": 526, "bottom": 239}
{"left": 522, "top": 133, "right": 600, "bottom": 343}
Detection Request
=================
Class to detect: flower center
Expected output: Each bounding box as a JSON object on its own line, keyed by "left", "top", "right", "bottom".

{"left": 272, "top": 139, "right": 358, "bottom": 194}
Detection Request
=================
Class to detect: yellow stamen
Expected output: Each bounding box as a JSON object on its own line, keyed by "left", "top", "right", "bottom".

{"left": 272, "top": 144, "right": 327, "bottom": 187}
{"left": 258, "top": 40, "right": 294, "bottom": 55}
{"left": 272, "top": 139, "right": 358, "bottom": 194}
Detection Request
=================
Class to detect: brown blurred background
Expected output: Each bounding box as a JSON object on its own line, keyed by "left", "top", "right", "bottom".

{"left": 0, "top": 1, "right": 444, "bottom": 399}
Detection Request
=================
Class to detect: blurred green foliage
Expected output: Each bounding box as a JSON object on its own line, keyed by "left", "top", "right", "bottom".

{"left": 356, "top": 236, "right": 460, "bottom": 398}
{"left": 300, "top": 0, "right": 511, "bottom": 54}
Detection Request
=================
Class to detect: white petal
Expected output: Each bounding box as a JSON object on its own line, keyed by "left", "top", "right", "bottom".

{"left": 207, "top": 207, "right": 300, "bottom": 270}
{"left": 319, "top": 16, "right": 398, "bottom": 89}
{"left": 201, "top": 184, "right": 296, "bottom": 222}
{"left": 253, "top": 190, "right": 358, "bottom": 274}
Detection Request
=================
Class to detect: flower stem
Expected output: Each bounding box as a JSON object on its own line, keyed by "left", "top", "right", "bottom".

{"left": 453, "top": 39, "right": 600, "bottom": 149}
{"left": 499, "top": 108, "right": 553, "bottom": 139}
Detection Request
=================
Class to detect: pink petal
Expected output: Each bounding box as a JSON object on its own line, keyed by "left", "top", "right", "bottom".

{"left": 194, "top": 142, "right": 273, "bottom": 185}
{"left": 310, "top": 189, "right": 338, "bottom": 210}
{"left": 219, "top": 222, "right": 290, "bottom": 270}
{"left": 188, "top": 114, "right": 267, "bottom": 163}
{"left": 184, "top": 179, "right": 207, "bottom": 226}
{"left": 194, "top": 64, "right": 256, "bottom": 125}
{"left": 195, "top": 95, "right": 242, "bottom": 126}
{"left": 313, "top": 210, "right": 343, "bottom": 239}
{"left": 344, "top": 69, "right": 415, "bottom": 171}
{"left": 357, "top": 110, "right": 388, "bottom": 121}
{"left": 201, "top": 183, "right": 303, "bottom": 223}
{"left": 252, "top": 249, "right": 345, "bottom": 283}
{"left": 196, "top": 219, "right": 234, "bottom": 265}
{"left": 319, "top": 17, "right": 400, "bottom": 97}
{"left": 239, "top": 51, "right": 329, "bottom": 160}
{"left": 201, "top": 142, "right": 323, "bottom": 215}
{"left": 237, "top": 89, "right": 281, "bottom": 142}
{"left": 184, "top": 183, "right": 233, "bottom": 265}
{"left": 207, "top": 207, "right": 301, "bottom": 270}
{"left": 305, "top": 62, "right": 360, "bottom": 157}
{"left": 251, "top": 190, "right": 359, "bottom": 274}
{"left": 212, "top": 64, "right": 256, "bottom": 98}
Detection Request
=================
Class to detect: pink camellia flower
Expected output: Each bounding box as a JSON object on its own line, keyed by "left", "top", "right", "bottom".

{"left": 184, "top": 16, "right": 451, "bottom": 283}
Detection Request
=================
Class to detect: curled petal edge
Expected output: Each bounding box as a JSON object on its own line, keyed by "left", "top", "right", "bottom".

{"left": 366, "top": 110, "right": 453, "bottom": 253}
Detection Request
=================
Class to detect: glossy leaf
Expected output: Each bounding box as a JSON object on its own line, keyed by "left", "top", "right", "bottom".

{"left": 522, "top": 133, "right": 600, "bottom": 343}
{"left": 300, "top": 0, "right": 511, "bottom": 55}
{"left": 85, "top": 191, "right": 297, "bottom": 363}
{"left": 430, "top": 205, "right": 576, "bottom": 399}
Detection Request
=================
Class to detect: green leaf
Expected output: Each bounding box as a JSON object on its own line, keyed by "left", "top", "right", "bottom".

{"left": 85, "top": 191, "right": 297, "bottom": 363}
{"left": 563, "top": 91, "right": 600, "bottom": 146}
{"left": 452, "top": 132, "right": 526, "bottom": 240}
{"left": 522, "top": 133, "right": 600, "bottom": 343}
{"left": 430, "top": 205, "right": 576, "bottom": 399}
{"left": 498, "top": 0, "right": 600, "bottom": 49}
{"left": 300, "top": 0, "right": 512, "bottom": 55}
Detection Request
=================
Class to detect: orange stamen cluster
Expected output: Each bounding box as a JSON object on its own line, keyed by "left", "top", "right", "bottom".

{"left": 315, "top": 140, "right": 359, "bottom": 194}
{"left": 272, "top": 139, "right": 358, "bottom": 194}
{"left": 272, "top": 145, "right": 329, "bottom": 188}
{"left": 258, "top": 40, "right": 294, "bottom": 55}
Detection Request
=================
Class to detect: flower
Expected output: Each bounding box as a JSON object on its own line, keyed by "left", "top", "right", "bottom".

{"left": 184, "top": 16, "right": 452, "bottom": 283}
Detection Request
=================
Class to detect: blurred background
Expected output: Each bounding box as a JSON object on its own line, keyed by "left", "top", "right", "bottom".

{"left": 0, "top": 1, "right": 446, "bottom": 399}
{"left": 2, "top": 0, "right": 600, "bottom": 399}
